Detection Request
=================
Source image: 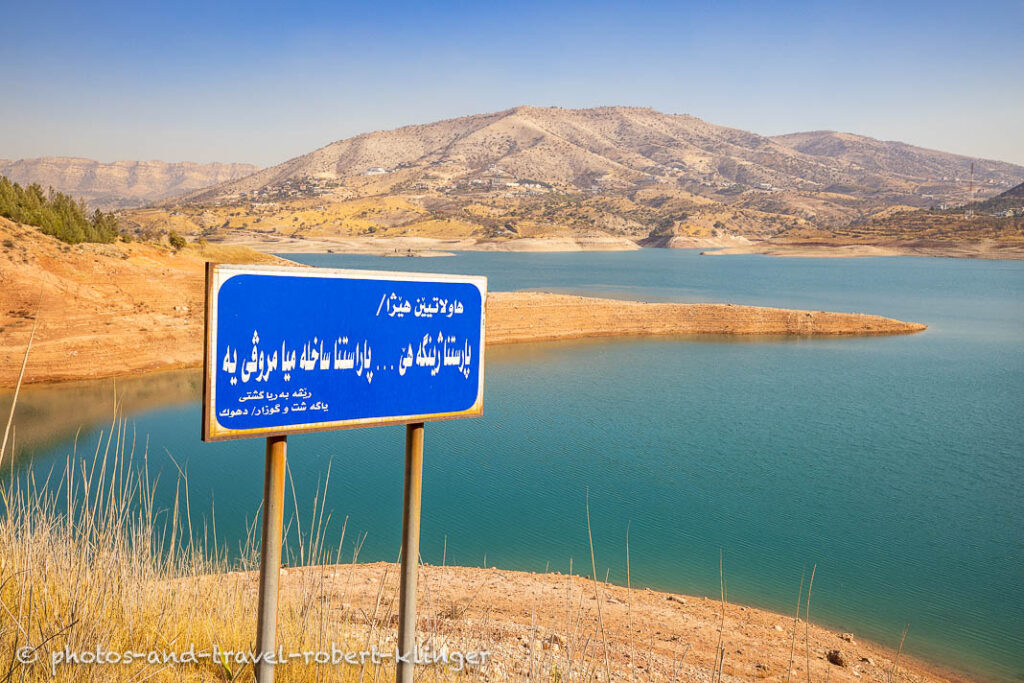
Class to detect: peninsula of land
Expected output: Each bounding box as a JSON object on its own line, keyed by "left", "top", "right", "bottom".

{"left": 0, "top": 217, "right": 926, "bottom": 387}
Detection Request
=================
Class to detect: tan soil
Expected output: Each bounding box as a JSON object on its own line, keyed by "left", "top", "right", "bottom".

{"left": 259, "top": 562, "right": 973, "bottom": 682}
{"left": 697, "top": 239, "right": 1024, "bottom": 260}
{"left": 207, "top": 232, "right": 641, "bottom": 255}
{"left": 181, "top": 232, "right": 1024, "bottom": 260}
{"left": 0, "top": 218, "right": 925, "bottom": 387}
{"left": 0, "top": 218, "right": 285, "bottom": 386}
{"left": 486, "top": 293, "right": 924, "bottom": 344}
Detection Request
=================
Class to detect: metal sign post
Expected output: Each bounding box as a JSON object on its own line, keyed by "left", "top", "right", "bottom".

{"left": 396, "top": 423, "right": 424, "bottom": 682}
{"left": 255, "top": 435, "right": 287, "bottom": 682}
{"left": 201, "top": 264, "right": 486, "bottom": 683}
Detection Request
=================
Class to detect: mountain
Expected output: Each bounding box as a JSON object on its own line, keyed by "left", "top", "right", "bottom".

{"left": 0, "top": 157, "right": 260, "bottom": 210}
{"left": 769, "top": 131, "right": 1015, "bottom": 193}
{"left": 120, "top": 107, "right": 1022, "bottom": 253}
{"left": 177, "top": 106, "right": 1022, "bottom": 209}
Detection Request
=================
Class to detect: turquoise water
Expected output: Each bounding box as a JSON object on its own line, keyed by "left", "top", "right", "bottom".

{"left": 5, "top": 250, "right": 1023, "bottom": 680}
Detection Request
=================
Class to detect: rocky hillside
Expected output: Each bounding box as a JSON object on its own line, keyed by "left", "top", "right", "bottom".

{"left": 178, "top": 106, "right": 1022, "bottom": 209}
{"left": 120, "top": 107, "right": 1022, "bottom": 252}
{"left": 830, "top": 178, "right": 1024, "bottom": 250}
{"left": 0, "top": 216, "right": 283, "bottom": 386}
{"left": 0, "top": 157, "right": 260, "bottom": 209}
{"left": 770, "top": 130, "right": 1015, "bottom": 196}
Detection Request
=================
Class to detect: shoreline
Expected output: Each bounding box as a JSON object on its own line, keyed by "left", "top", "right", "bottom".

{"left": 205, "top": 232, "right": 642, "bottom": 256}
{"left": 695, "top": 239, "right": 1024, "bottom": 260}
{"left": 0, "top": 213, "right": 927, "bottom": 387}
{"left": 258, "top": 561, "right": 980, "bottom": 682}
{"left": 213, "top": 231, "right": 1024, "bottom": 261}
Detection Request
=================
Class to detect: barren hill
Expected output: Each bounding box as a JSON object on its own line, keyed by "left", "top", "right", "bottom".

{"left": 770, "top": 130, "right": 1014, "bottom": 194}
{"left": 179, "top": 106, "right": 1022, "bottom": 207}
{"left": 0, "top": 157, "right": 260, "bottom": 209}
{"left": 811, "top": 177, "right": 1024, "bottom": 253}
{"left": 120, "top": 107, "right": 1023, "bottom": 257}
{"left": 999, "top": 180, "right": 1024, "bottom": 199}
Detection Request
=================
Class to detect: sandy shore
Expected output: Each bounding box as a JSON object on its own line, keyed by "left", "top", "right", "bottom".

{"left": 487, "top": 292, "right": 925, "bottom": 344}
{"left": 239, "top": 561, "right": 970, "bottom": 682}
{"left": 0, "top": 219, "right": 925, "bottom": 387}
{"left": 209, "top": 232, "right": 641, "bottom": 256}
{"left": 695, "top": 239, "right": 1024, "bottom": 260}
{"left": 0, "top": 291, "right": 924, "bottom": 387}
{"left": 216, "top": 230, "right": 1024, "bottom": 261}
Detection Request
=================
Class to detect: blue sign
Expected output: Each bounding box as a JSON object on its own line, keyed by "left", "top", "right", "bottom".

{"left": 202, "top": 264, "right": 487, "bottom": 441}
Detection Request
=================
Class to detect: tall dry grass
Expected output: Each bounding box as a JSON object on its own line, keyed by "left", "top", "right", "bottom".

{"left": 0, "top": 411, "right": 652, "bottom": 683}
{"left": 0, "top": 411, "right": 411, "bottom": 682}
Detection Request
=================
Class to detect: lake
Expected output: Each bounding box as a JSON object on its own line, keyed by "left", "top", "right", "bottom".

{"left": 4, "top": 249, "right": 1022, "bottom": 680}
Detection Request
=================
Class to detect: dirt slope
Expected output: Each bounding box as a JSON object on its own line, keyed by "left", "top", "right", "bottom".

{"left": 0, "top": 218, "right": 283, "bottom": 385}
{"left": 258, "top": 562, "right": 972, "bottom": 682}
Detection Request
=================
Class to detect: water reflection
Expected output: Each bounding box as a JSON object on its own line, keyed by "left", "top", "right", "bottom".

{"left": 0, "top": 369, "right": 202, "bottom": 464}
{"left": 1, "top": 336, "right": 832, "bottom": 465}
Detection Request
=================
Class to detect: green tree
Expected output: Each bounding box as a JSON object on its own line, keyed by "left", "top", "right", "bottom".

{"left": 0, "top": 175, "right": 119, "bottom": 244}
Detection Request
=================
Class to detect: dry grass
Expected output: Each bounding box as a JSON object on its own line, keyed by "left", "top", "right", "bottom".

{"left": 0, "top": 414, "right": 672, "bottom": 683}
{"left": 126, "top": 197, "right": 482, "bottom": 243}
{"left": 0, "top": 413, "right": 409, "bottom": 682}
{"left": 183, "top": 242, "right": 285, "bottom": 265}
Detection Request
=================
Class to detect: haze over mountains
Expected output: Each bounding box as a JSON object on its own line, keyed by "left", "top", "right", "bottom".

{"left": 0, "top": 157, "right": 259, "bottom": 210}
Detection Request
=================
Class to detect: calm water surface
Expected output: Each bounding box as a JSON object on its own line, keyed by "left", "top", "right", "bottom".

{"left": 4, "top": 250, "right": 1023, "bottom": 680}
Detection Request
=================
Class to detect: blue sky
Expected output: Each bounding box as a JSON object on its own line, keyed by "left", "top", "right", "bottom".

{"left": 1, "top": 0, "right": 1022, "bottom": 166}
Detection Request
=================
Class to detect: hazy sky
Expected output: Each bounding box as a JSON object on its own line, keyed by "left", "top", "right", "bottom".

{"left": 1, "top": 0, "right": 1022, "bottom": 167}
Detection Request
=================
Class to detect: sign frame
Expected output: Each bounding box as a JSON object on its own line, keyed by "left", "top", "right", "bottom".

{"left": 201, "top": 262, "right": 487, "bottom": 442}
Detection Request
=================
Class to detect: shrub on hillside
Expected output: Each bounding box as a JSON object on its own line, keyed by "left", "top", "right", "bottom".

{"left": 168, "top": 230, "right": 187, "bottom": 250}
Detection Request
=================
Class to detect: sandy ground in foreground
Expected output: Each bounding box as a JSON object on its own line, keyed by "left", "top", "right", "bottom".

{"left": 244, "top": 562, "right": 970, "bottom": 682}
{"left": 0, "top": 218, "right": 925, "bottom": 387}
